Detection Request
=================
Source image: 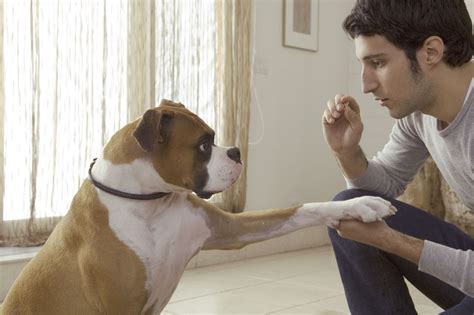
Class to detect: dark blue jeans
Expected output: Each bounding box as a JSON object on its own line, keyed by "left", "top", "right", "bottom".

{"left": 328, "top": 189, "right": 474, "bottom": 315}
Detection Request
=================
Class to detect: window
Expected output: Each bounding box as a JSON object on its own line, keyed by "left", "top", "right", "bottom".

{"left": 2, "top": 0, "right": 216, "bottom": 222}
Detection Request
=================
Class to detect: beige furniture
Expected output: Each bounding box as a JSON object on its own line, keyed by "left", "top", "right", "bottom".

{"left": 398, "top": 157, "right": 474, "bottom": 236}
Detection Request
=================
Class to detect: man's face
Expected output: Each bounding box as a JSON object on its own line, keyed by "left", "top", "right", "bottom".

{"left": 355, "top": 35, "right": 434, "bottom": 119}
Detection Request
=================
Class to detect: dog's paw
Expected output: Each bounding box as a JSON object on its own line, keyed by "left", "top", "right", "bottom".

{"left": 343, "top": 196, "right": 397, "bottom": 222}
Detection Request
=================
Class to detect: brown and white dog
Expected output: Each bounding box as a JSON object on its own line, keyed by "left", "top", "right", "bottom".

{"left": 1, "top": 100, "right": 396, "bottom": 315}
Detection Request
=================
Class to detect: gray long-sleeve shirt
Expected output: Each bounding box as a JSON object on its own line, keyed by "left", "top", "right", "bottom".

{"left": 345, "top": 80, "right": 474, "bottom": 297}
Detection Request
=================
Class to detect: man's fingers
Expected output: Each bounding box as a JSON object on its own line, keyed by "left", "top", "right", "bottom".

{"left": 323, "top": 94, "right": 362, "bottom": 126}
{"left": 327, "top": 100, "right": 342, "bottom": 118}
{"left": 340, "top": 95, "right": 361, "bottom": 114}
{"left": 334, "top": 93, "right": 345, "bottom": 106}
{"left": 344, "top": 105, "right": 364, "bottom": 133}
{"left": 324, "top": 98, "right": 346, "bottom": 125}
{"left": 322, "top": 109, "right": 335, "bottom": 124}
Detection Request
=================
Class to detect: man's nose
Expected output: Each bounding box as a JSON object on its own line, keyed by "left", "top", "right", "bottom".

{"left": 361, "top": 67, "right": 378, "bottom": 94}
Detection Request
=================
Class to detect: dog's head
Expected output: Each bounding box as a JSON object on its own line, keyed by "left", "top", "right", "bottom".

{"left": 132, "top": 99, "right": 243, "bottom": 199}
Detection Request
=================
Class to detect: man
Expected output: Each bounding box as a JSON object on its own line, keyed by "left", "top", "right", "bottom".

{"left": 322, "top": 0, "right": 474, "bottom": 314}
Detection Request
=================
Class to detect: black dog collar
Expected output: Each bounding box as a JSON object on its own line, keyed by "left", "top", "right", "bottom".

{"left": 88, "top": 158, "right": 171, "bottom": 200}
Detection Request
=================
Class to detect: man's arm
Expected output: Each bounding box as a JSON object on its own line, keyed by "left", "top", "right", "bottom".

{"left": 323, "top": 95, "right": 429, "bottom": 198}
{"left": 337, "top": 220, "right": 423, "bottom": 264}
{"left": 337, "top": 220, "right": 474, "bottom": 297}
{"left": 343, "top": 118, "right": 430, "bottom": 198}
{"left": 335, "top": 145, "right": 368, "bottom": 180}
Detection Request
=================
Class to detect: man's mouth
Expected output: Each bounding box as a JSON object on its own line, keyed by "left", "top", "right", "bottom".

{"left": 375, "top": 97, "right": 388, "bottom": 106}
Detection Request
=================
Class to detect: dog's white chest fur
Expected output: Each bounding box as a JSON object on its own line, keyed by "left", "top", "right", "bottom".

{"left": 98, "top": 191, "right": 211, "bottom": 314}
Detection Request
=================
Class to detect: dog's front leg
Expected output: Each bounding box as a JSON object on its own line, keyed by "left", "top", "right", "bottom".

{"left": 187, "top": 194, "right": 396, "bottom": 250}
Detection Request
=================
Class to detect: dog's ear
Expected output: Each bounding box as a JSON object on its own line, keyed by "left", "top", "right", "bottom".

{"left": 160, "top": 99, "right": 185, "bottom": 108}
{"left": 133, "top": 109, "right": 174, "bottom": 152}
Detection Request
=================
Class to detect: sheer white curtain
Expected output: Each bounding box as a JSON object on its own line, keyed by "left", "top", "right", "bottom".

{"left": 154, "top": 0, "right": 217, "bottom": 128}
{"left": 2, "top": 0, "right": 128, "bottom": 223}
{"left": 1, "top": 0, "right": 131, "bottom": 246}
{"left": 0, "top": 0, "right": 251, "bottom": 246}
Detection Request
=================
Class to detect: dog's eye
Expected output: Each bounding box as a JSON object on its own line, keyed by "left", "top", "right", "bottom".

{"left": 199, "top": 142, "right": 210, "bottom": 153}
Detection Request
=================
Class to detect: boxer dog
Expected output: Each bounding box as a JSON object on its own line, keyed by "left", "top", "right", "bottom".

{"left": 1, "top": 100, "right": 396, "bottom": 315}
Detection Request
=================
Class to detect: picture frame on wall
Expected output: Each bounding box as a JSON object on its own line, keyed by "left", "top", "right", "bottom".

{"left": 283, "top": 0, "right": 319, "bottom": 52}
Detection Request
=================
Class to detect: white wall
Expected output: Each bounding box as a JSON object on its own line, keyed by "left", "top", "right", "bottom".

{"left": 246, "top": 0, "right": 356, "bottom": 213}
{"left": 245, "top": 0, "right": 394, "bottom": 212}
{"left": 246, "top": 0, "right": 474, "bottom": 211}
{"left": 467, "top": 0, "right": 474, "bottom": 17}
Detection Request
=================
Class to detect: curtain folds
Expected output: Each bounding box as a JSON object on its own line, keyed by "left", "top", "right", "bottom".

{"left": 128, "top": 0, "right": 155, "bottom": 120}
{"left": 0, "top": 0, "right": 252, "bottom": 246}
{"left": 213, "top": 0, "right": 252, "bottom": 213}
{"left": 1, "top": 0, "right": 130, "bottom": 246}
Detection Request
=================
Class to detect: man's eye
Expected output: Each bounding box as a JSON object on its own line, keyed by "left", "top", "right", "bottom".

{"left": 372, "top": 59, "right": 384, "bottom": 67}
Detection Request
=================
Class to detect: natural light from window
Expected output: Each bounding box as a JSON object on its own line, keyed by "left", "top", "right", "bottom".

{"left": 2, "top": 0, "right": 216, "bottom": 221}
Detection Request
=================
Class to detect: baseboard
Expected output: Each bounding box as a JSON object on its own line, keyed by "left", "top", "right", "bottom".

{"left": 0, "top": 250, "right": 38, "bottom": 303}
{"left": 188, "top": 225, "right": 329, "bottom": 268}
{"left": 0, "top": 226, "right": 330, "bottom": 302}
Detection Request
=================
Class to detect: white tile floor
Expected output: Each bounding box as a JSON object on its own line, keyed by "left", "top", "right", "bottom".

{"left": 0, "top": 245, "right": 444, "bottom": 314}
{"left": 163, "top": 246, "right": 443, "bottom": 315}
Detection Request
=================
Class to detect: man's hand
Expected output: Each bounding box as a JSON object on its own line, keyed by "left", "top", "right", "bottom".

{"left": 322, "top": 94, "right": 368, "bottom": 179}
{"left": 337, "top": 220, "right": 392, "bottom": 247}
{"left": 322, "top": 94, "right": 364, "bottom": 155}
{"left": 336, "top": 219, "right": 424, "bottom": 265}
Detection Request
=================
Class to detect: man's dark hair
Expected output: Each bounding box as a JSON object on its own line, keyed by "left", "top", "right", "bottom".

{"left": 343, "top": 0, "right": 474, "bottom": 69}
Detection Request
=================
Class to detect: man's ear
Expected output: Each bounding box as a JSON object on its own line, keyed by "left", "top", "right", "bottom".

{"left": 133, "top": 109, "right": 174, "bottom": 152}
{"left": 419, "top": 36, "right": 444, "bottom": 66}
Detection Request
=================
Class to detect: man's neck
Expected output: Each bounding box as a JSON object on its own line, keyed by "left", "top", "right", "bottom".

{"left": 424, "top": 61, "right": 474, "bottom": 126}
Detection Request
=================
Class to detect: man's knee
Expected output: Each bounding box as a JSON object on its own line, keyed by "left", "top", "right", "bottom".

{"left": 327, "top": 225, "right": 342, "bottom": 244}
{"left": 327, "top": 225, "right": 338, "bottom": 236}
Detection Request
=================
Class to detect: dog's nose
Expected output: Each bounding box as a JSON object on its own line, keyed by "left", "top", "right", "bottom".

{"left": 226, "top": 147, "right": 241, "bottom": 164}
